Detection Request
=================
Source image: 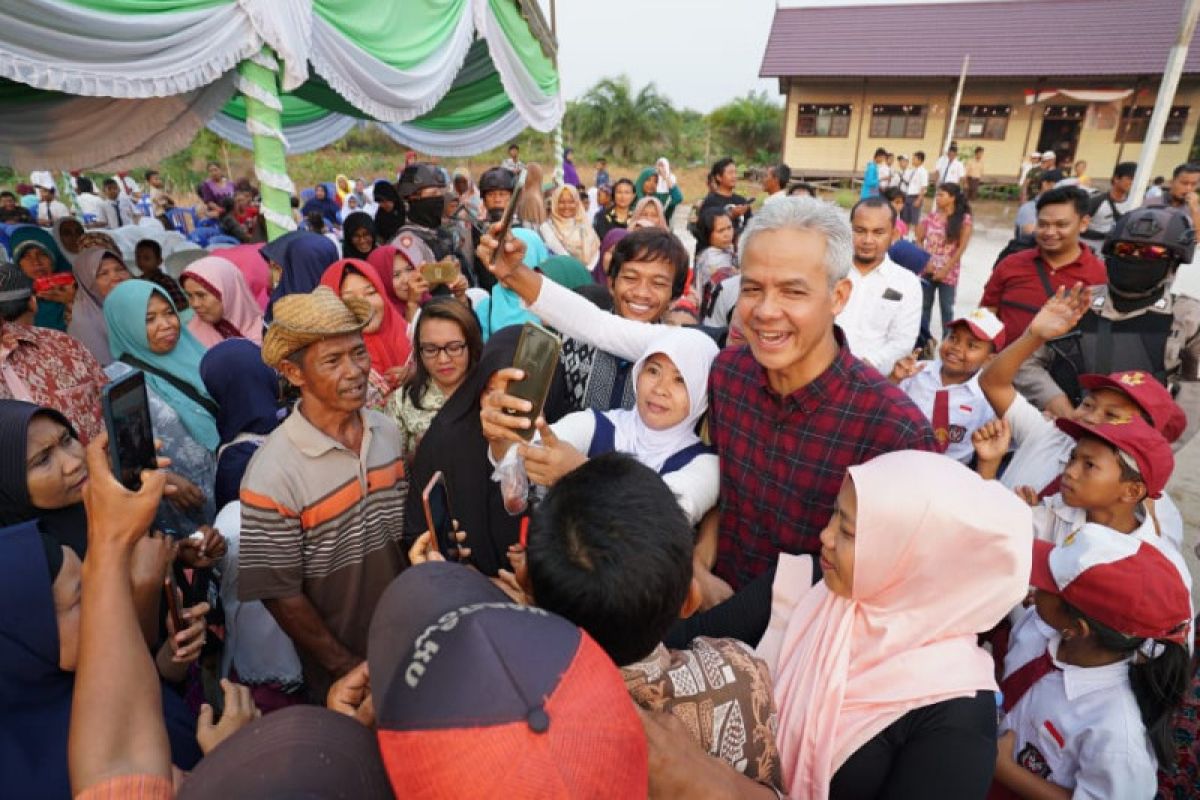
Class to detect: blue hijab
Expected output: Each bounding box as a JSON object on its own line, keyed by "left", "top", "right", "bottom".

{"left": 9, "top": 225, "right": 72, "bottom": 331}
{"left": 300, "top": 185, "right": 341, "bottom": 224}
{"left": 473, "top": 228, "right": 549, "bottom": 341}
{"left": 0, "top": 520, "right": 73, "bottom": 800}
{"left": 199, "top": 338, "right": 281, "bottom": 445}
{"left": 104, "top": 280, "right": 220, "bottom": 451}
{"left": 265, "top": 231, "right": 339, "bottom": 319}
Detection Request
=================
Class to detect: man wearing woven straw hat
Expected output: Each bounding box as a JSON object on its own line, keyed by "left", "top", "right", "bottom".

{"left": 239, "top": 286, "right": 408, "bottom": 700}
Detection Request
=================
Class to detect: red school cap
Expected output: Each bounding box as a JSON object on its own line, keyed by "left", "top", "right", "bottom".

{"left": 1055, "top": 416, "right": 1174, "bottom": 498}
{"left": 1079, "top": 371, "right": 1186, "bottom": 444}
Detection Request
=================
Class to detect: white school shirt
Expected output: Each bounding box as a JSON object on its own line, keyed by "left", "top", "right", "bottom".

{"left": 906, "top": 165, "right": 929, "bottom": 198}
{"left": 836, "top": 255, "right": 922, "bottom": 375}
{"left": 36, "top": 200, "right": 70, "bottom": 226}
{"left": 1000, "top": 607, "right": 1158, "bottom": 800}
{"left": 1001, "top": 393, "right": 1185, "bottom": 551}
{"left": 876, "top": 163, "right": 892, "bottom": 190}
{"left": 935, "top": 156, "right": 965, "bottom": 185}
{"left": 898, "top": 361, "right": 995, "bottom": 463}
{"left": 97, "top": 196, "right": 139, "bottom": 229}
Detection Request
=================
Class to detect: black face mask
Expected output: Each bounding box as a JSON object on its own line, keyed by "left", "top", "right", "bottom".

{"left": 407, "top": 196, "right": 445, "bottom": 229}
{"left": 486, "top": 207, "right": 506, "bottom": 224}
{"left": 1107, "top": 256, "right": 1174, "bottom": 304}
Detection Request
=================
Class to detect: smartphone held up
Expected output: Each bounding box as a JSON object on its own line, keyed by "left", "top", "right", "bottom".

{"left": 100, "top": 370, "right": 158, "bottom": 491}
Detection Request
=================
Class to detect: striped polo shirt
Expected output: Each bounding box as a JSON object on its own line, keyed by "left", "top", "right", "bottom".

{"left": 239, "top": 405, "right": 407, "bottom": 694}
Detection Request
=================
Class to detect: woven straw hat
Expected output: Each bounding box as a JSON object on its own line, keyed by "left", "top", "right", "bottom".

{"left": 262, "top": 286, "right": 372, "bottom": 368}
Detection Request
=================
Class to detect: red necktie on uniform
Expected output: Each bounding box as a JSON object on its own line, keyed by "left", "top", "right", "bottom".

{"left": 1000, "top": 651, "right": 1060, "bottom": 713}
{"left": 1038, "top": 475, "right": 1062, "bottom": 500}
{"left": 931, "top": 389, "right": 950, "bottom": 453}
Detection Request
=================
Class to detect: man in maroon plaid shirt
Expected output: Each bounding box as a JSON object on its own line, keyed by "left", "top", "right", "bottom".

{"left": 476, "top": 198, "right": 934, "bottom": 591}
{"left": 708, "top": 198, "right": 934, "bottom": 588}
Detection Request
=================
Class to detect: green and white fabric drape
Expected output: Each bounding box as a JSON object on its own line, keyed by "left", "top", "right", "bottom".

{"left": 0, "top": 0, "right": 561, "bottom": 169}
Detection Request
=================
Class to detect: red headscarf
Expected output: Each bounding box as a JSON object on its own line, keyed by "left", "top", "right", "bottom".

{"left": 319, "top": 258, "right": 411, "bottom": 375}
{"left": 366, "top": 245, "right": 406, "bottom": 312}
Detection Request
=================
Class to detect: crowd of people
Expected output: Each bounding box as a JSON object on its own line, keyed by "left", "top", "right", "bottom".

{"left": 2, "top": 143, "right": 1200, "bottom": 800}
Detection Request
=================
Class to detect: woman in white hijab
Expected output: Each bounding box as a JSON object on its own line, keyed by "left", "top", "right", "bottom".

{"left": 539, "top": 184, "right": 601, "bottom": 269}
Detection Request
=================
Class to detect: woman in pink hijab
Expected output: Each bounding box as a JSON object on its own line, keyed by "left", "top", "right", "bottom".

{"left": 211, "top": 243, "right": 271, "bottom": 311}
{"left": 179, "top": 256, "right": 264, "bottom": 348}
{"left": 646, "top": 451, "right": 1031, "bottom": 799}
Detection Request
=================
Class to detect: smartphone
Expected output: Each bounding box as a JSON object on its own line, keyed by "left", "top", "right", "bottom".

{"left": 420, "top": 258, "right": 460, "bottom": 287}
{"left": 505, "top": 322, "right": 561, "bottom": 441}
{"left": 163, "top": 569, "right": 185, "bottom": 634}
{"left": 421, "top": 471, "right": 453, "bottom": 556}
{"left": 493, "top": 169, "right": 527, "bottom": 245}
{"left": 101, "top": 370, "right": 158, "bottom": 491}
{"left": 33, "top": 273, "right": 75, "bottom": 293}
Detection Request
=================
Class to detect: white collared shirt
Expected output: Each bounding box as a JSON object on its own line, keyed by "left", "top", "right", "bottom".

{"left": 906, "top": 165, "right": 929, "bottom": 197}
{"left": 935, "top": 156, "right": 965, "bottom": 185}
{"left": 763, "top": 189, "right": 788, "bottom": 207}
{"left": 837, "top": 255, "right": 922, "bottom": 375}
{"left": 898, "top": 361, "right": 995, "bottom": 463}
{"left": 1001, "top": 608, "right": 1158, "bottom": 799}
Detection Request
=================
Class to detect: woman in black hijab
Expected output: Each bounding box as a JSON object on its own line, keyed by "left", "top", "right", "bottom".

{"left": 372, "top": 180, "right": 406, "bottom": 243}
{"left": 341, "top": 211, "right": 377, "bottom": 260}
{"left": 0, "top": 400, "right": 89, "bottom": 557}
{"left": 403, "top": 324, "right": 567, "bottom": 576}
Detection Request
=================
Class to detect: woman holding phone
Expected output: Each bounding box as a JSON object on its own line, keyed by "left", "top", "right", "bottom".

{"left": 102, "top": 280, "right": 219, "bottom": 536}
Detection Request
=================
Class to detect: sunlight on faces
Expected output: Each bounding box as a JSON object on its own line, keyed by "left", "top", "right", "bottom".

{"left": 938, "top": 323, "right": 995, "bottom": 382}
{"left": 736, "top": 228, "right": 850, "bottom": 379}
{"left": 94, "top": 256, "right": 132, "bottom": 300}
{"left": 18, "top": 246, "right": 53, "bottom": 279}
{"left": 1035, "top": 202, "right": 1087, "bottom": 257}
{"left": 339, "top": 270, "right": 385, "bottom": 335}
{"left": 555, "top": 189, "right": 578, "bottom": 219}
{"left": 850, "top": 204, "right": 893, "bottom": 267}
{"left": 418, "top": 317, "right": 470, "bottom": 394}
{"left": 818, "top": 477, "right": 857, "bottom": 598}
{"left": 145, "top": 292, "right": 181, "bottom": 355}
{"left": 1059, "top": 436, "right": 1146, "bottom": 512}
{"left": 392, "top": 254, "right": 419, "bottom": 302}
{"left": 53, "top": 545, "right": 83, "bottom": 671}
{"left": 609, "top": 259, "right": 676, "bottom": 323}
{"left": 636, "top": 353, "right": 690, "bottom": 430}
{"left": 282, "top": 334, "right": 371, "bottom": 413}
{"left": 26, "top": 414, "right": 87, "bottom": 510}
{"left": 182, "top": 277, "right": 224, "bottom": 325}
{"left": 709, "top": 215, "right": 735, "bottom": 250}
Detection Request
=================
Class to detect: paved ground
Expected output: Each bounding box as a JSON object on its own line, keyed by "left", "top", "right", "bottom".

{"left": 672, "top": 201, "right": 1199, "bottom": 595}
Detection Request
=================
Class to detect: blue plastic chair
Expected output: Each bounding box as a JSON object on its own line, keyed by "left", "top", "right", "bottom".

{"left": 299, "top": 188, "right": 316, "bottom": 204}
{"left": 166, "top": 207, "right": 197, "bottom": 233}
{"left": 205, "top": 234, "right": 240, "bottom": 247}
{"left": 137, "top": 198, "right": 153, "bottom": 217}
{"left": 82, "top": 213, "right": 98, "bottom": 226}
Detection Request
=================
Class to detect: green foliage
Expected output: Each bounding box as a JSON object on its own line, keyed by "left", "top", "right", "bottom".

{"left": 564, "top": 75, "right": 678, "bottom": 162}
{"left": 707, "top": 91, "right": 783, "bottom": 163}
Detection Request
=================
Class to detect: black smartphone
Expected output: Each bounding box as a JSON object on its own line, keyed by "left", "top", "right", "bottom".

{"left": 421, "top": 471, "right": 453, "bottom": 556}
{"left": 101, "top": 370, "right": 158, "bottom": 491}
{"left": 493, "top": 168, "right": 526, "bottom": 245}
{"left": 163, "top": 568, "right": 185, "bottom": 634}
{"left": 505, "top": 322, "right": 562, "bottom": 441}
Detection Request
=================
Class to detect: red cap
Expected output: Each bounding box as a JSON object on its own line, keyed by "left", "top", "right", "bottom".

{"left": 1030, "top": 528, "right": 1191, "bottom": 644}
{"left": 1079, "top": 371, "right": 1186, "bottom": 443}
{"left": 947, "top": 307, "right": 1006, "bottom": 349}
{"left": 1055, "top": 416, "right": 1174, "bottom": 498}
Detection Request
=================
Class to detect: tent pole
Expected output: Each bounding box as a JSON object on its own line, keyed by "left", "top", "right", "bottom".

{"left": 238, "top": 49, "right": 296, "bottom": 240}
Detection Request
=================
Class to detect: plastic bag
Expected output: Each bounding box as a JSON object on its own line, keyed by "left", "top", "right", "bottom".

{"left": 492, "top": 443, "right": 529, "bottom": 516}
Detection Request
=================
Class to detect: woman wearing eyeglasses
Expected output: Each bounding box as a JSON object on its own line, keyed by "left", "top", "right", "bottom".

{"left": 389, "top": 298, "right": 484, "bottom": 457}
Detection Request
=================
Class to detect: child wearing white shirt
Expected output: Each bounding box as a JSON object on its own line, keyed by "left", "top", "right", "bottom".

{"left": 890, "top": 308, "right": 1003, "bottom": 462}
{"left": 994, "top": 526, "right": 1191, "bottom": 798}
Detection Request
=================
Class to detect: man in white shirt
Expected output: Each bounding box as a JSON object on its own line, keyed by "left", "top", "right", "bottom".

{"left": 836, "top": 197, "right": 922, "bottom": 375}
{"left": 877, "top": 152, "right": 892, "bottom": 193}
{"left": 934, "top": 144, "right": 965, "bottom": 186}
{"left": 903, "top": 151, "right": 929, "bottom": 226}
{"left": 761, "top": 162, "right": 791, "bottom": 207}
{"left": 34, "top": 181, "right": 70, "bottom": 227}
{"left": 73, "top": 177, "right": 105, "bottom": 221}
{"left": 97, "top": 178, "right": 140, "bottom": 229}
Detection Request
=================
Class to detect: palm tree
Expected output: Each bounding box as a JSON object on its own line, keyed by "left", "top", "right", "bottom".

{"left": 708, "top": 91, "right": 783, "bottom": 162}
{"left": 566, "top": 76, "right": 677, "bottom": 161}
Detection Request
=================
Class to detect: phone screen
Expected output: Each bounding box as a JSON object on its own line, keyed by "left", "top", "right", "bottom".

{"left": 506, "top": 322, "right": 562, "bottom": 441}
{"left": 102, "top": 371, "right": 158, "bottom": 491}
{"left": 422, "top": 472, "right": 453, "bottom": 554}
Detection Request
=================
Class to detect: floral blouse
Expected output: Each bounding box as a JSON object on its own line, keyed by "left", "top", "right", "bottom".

{"left": 387, "top": 383, "right": 446, "bottom": 459}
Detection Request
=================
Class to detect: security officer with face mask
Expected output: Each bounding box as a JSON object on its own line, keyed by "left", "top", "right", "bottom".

{"left": 1016, "top": 205, "right": 1200, "bottom": 446}
{"left": 394, "top": 163, "right": 484, "bottom": 288}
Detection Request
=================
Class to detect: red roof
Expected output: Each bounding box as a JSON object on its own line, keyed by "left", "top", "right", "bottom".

{"left": 761, "top": 0, "right": 1200, "bottom": 79}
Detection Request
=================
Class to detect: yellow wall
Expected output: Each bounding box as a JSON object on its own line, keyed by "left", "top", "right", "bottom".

{"left": 781, "top": 78, "right": 1200, "bottom": 182}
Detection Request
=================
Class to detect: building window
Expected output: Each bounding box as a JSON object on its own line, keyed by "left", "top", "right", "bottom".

{"left": 870, "top": 105, "right": 927, "bottom": 138}
{"left": 795, "top": 104, "right": 852, "bottom": 137}
{"left": 953, "top": 105, "right": 1011, "bottom": 140}
{"left": 1117, "top": 106, "right": 1190, "bottom": 143}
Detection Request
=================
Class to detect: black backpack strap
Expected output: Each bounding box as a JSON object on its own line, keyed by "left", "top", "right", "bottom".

{"left": 119, "top": 355, "right": 219, "bottom": 418}
{"left": 660, "top": 442, "right": 714, "bottom": 475}
{"left": 1032, "top": 256, "right": 1055, "bottom": 298}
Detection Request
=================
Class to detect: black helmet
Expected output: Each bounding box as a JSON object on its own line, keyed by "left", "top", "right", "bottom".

{"left": 478, "top": 167, "right": 515, "bottom": 195}
{"left": 1103, "top": 205, "right": 1195, "bottom": 264}
{"left": 396, "top": 163, "right": 445, "bottom": 200}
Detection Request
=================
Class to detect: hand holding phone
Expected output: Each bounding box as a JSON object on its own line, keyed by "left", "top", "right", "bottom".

{"left": 163, "top": 568, "right": 185, "bottom": 634}
{"left": 422, "top": 472, "right": 470, "bottom": 561}
{"left": 33, "top": 273, "right": 75, "bottom": 294}
{"left": 504, "top": 323, "right": 562, "bottom": 442}
{"left": 101, "top": 371, "right": 158, "bottom": 491}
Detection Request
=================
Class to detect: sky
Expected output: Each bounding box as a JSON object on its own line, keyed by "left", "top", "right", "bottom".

{"left": 535, "top": 0, "right": 780, "bottom": 112}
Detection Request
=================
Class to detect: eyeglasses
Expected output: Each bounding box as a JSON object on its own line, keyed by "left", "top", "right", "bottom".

{"left": 1111, "top": 241, "right": 1172, "bottom": 261}
{"left": 420, "top": 341, "right": 467, "bottom": 358}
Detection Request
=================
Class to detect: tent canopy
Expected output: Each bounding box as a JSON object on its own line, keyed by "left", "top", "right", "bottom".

{"left": 0, "top": 0, "right": 562, "bottom": 171}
